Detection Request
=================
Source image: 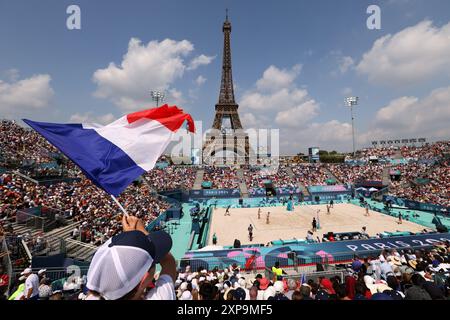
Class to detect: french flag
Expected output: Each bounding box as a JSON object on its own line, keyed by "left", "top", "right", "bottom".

{"left": 23, "top": 104, "right": 195, "bottom": 196}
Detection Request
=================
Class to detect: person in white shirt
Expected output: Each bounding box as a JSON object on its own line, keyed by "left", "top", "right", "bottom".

{"left": 22, "top": 268, "right": 39, "bottom": 300}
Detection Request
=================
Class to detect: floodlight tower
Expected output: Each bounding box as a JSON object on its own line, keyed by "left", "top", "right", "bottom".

{"left": 345, "top": 96, "right": 359, "bottom": 157}
{"left": 151, "top": 90, "right": 166, "bottom": 107}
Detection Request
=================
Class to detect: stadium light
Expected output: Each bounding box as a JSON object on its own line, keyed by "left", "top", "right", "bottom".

{"left": 345, "top": 96, "right": 359, "bottom": 157}
{"left": 150, "top": 90, "right": 166, "bottom": 107}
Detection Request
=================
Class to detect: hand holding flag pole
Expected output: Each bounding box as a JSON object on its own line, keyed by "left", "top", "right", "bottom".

{"left": 111, "top": 195, "right": 129, "bottom": 217}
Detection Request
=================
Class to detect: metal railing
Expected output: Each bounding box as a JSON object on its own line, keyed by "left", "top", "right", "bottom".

{"left": 11, "top": 266, "right": 90, "bottom": 284}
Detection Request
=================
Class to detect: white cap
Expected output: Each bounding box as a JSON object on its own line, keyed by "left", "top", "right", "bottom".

{"left": 87, "top": 231, "right": 166, "bottom": 300}
{"left": 38, "top": 269, "right": 47, "bottom": 275}
{"left": 180, "top": 290, "right": 193, "bottom": 300}
{"left": 274, "top": 281, "right": 284, "bottom": 293}
{"left": 21, "top": 268, "right": 32, "bottom": 275}
{"left": 263, "top": 286, "right": 276, "bottom": 300}
{"left": 199, "top": 276, "right": 206, "bottom": 282}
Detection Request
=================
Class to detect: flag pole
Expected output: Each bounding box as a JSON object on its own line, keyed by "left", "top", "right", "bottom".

{"left": 111, "top": 195, "right": 129, "bottom": 216}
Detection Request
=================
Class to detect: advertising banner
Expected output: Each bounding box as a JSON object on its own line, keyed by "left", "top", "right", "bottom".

{"left": 189, "top": 189, "right": 241, "bottom": 199}
{"left": 383, "top": 195, "right": 449, "bottom": 214}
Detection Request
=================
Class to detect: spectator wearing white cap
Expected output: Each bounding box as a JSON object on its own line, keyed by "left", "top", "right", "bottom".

{"left": 180, "top": 290, "right": 193, "bottom": 300}
{"left": 22, "top": 268, "right": 39, "bottom": 300}
{"left": 85, "top": 215, "right": 175, "bottom": 300}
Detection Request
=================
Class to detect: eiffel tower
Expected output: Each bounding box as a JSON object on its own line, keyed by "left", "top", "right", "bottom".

{"left": 203, "top": 11, "right": 252, "bottom": 165}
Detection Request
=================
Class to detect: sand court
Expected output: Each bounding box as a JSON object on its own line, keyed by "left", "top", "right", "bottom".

{"left": 207, "top": 203, "right": 427, "bottom": 246}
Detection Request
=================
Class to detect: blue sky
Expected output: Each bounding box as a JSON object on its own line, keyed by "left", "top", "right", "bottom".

{"left": 1, "top": 0, "right": 450, "bottom": 154}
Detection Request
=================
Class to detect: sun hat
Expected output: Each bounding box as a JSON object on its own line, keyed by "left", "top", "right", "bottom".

{"left": 86, "top": 230, "right": 172, "bottom": 300}
{"left": 408, "top": 260, "right": 418, "bottom": 270}
{"left": 388, "top": 256, "right": 402, "bottom": 267}
{"left": 366, "top": 283, "right": 392, "bottom": 295}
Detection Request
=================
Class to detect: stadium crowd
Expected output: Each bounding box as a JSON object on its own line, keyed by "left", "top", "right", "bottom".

{"left": 167, "top": 241, "right": 450, "bottom": 301}
{"left": 389, "top": 160, "right": 449, "bottom": 207}
{"left": 291, "top": 164, "right": 328, "bottom": 186}
{"left": 202, "top": 166, "right": 240, "bottom": 189}
{"left": 0, "top": 120, "right": 56, "bottom": 167}
{"left": 144, "top": 166, "right": 196, "bottom": 191}
{"left": 0, "top": 173, "right": 170, "bottom": 245}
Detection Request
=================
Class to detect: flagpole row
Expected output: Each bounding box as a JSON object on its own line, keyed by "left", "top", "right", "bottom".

{"left": 111, "top": 194, "right": 129, "bottom": 216}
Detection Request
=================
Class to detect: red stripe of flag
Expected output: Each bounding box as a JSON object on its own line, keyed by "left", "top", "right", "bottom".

{"left": 126, "top": 104, "right": 195, "bottom": 133}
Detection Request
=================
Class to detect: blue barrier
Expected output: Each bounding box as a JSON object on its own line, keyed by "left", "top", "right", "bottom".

{"left": 383, "top": 195, "right": 449, "bottom": 214}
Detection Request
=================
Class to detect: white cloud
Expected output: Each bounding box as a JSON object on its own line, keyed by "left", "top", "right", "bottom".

{"left": 69, "top": 112, "right": 116, "bottom": 125}
{"left": 187, "top": 54, "right": 216, "bottom": 70}
{"left": 240, "top": 65, "right": 308, "bottom": 112}
{"left": 195, "top": 75, "right": 207, "bottom": 86}
{"left": 277, "top": 120, "right": 353, "bottom": 154}
{"left": 365, "top": 86, "right": 450, "bottom": 139}
{"left": 238, "top": 64, "right": 353, "bottom": 153}
{"left": 357, "top": 20, "right": 450, "bottom": 85}
{"left": 275, "top": 99, "right": 319, "bottom": 127}
{"left": 93, "top": 38, "right": 201, "bottom": 110}
{"left": 255, "top": 64, "right": 302, "bottom": 92}
{"left": 0, "top": 73, "right": 54, "bottom": 116}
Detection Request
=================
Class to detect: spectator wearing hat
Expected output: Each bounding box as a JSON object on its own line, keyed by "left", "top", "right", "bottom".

{"left": 85, "top": 215, "right": 175, "bottom": 300}
{"left": 316, "top": 278, "right": 337, "bottom": 300}
{"left": 21, "top": 268, "right": 39, "bottom": 300}
{"left": 38, "top": 269, "right": 48, "bottom": 283}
